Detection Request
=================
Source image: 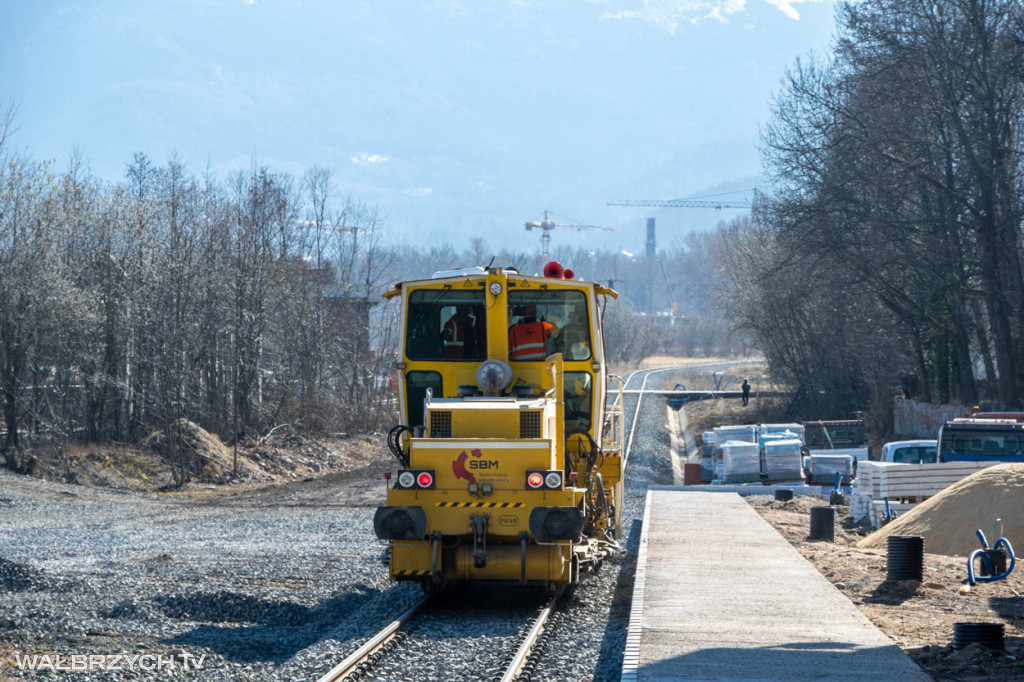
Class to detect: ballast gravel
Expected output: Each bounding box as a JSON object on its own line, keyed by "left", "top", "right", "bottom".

{"left": 0, "top": 367, "right": 677, "bottom": 681}
{"left": 527, "top": 370, "right": 675, "bottom": 682}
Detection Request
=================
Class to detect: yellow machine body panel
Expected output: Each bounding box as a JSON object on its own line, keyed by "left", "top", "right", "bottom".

{"left": 406, "top": 439, "right": 557, "bottom": 488}
{"left": 390, "top": 541, "right": 573, "bottom": 583}
{"left": 386, "top": 487, "right": 580, "bottom": 537}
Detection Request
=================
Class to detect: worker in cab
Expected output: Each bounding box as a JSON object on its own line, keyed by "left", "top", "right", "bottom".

{"left": 508, "top": 303, "right": 557, "bottom": 361}
{"left": 442, "top": 305, "right": 481, "bottom": 359}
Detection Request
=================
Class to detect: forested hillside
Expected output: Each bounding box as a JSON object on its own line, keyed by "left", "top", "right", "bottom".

{"left": 0, "top": 104, "right": 744, "bottom": 479}
{"left": 725, "top": 0, "right": 1024, "bottom": 422}
{"left": 6, "top": 0, "right": 1017, "bottom": 481}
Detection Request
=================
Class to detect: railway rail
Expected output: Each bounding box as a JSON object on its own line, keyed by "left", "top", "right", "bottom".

{"left": 315, "top": 596, "right": 431, "bottom": 682}
{"left": 316, "top": 587, "right": 564, "bottom": 682}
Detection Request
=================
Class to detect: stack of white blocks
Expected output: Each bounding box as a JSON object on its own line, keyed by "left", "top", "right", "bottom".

{"left": 850, "top": 460, "right": 1000, "bottom": 527}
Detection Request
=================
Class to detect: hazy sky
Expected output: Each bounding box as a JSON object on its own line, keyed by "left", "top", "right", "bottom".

{"left": 1, "top": 0, "right": 839, "bottom": 254}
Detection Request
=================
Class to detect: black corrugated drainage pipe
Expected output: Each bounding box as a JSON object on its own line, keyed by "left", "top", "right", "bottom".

{"left": 887, "top": 535, "right": 924, "bottom": 581}
{"left": 808, "top": 506, "right": 835, "bottom": 541}
{"left": 952, "top": 622, "right": 1004, "bottom": 650}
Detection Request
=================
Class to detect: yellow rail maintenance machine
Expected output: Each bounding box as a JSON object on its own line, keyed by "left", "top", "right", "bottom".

{"left": 374, "top": 261, "right": 624, "bottom": 589}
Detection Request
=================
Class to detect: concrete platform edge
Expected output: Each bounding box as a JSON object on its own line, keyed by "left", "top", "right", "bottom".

{"left": 620, "top": 489, "right": 653, "bottom": 682}
{"left": 649, "top": 483, "right": 822, "bottom": 497}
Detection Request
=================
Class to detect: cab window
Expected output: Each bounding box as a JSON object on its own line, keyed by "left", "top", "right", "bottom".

{"left": 406, "top": 290, "right": 486, "bottom": 361}
{"left": 507, "top": 289, "right": 591, "bottom": 361}
{"left": 948, "top": 433, "right": 1023, "bottom": 457}
{"left": 893, "top": 446, "right": 937, "bottom": 464}
{"left": 405, "top": 371, "right": 442, "bottom": 427}
{"left": 564, "top": 371, "right": 593, "bottom": 435}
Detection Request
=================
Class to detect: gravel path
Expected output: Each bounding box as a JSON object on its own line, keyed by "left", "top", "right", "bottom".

{"left": 0, "top": 469, "right": 418, "bottom": 681}
{"left": 0, "top": 366, "right": 687, "bottom": 681}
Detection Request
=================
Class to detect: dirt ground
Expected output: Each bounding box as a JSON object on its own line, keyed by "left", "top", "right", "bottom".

{"left": 674, "top": 362, "right": 1024, "bottom": 681}
{"left": 14, "top": 425, "right": 390, "bottom": 495}
{"left": 749, "top": 495, "right": 1024, "bottom": 681}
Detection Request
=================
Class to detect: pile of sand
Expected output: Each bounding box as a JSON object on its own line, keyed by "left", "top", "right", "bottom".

{"left": 858, "top": 462, "right": 1024, "bottom": 557}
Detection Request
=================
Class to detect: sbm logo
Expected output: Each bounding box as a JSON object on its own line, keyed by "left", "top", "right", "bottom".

{"left": 467, "top": 459, "right": 500, "bottom": 470}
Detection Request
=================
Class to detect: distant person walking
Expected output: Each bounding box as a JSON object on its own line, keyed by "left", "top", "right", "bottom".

{"left": 741, "top": 378, "right": 751, "bottom": 406}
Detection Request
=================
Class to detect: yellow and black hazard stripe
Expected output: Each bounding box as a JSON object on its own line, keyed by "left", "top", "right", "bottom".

{"left": 395, "top": 569, "right": 431, "bottom": 578}
{"left": 435, "top": 501, "right": 526, "bottom": 509}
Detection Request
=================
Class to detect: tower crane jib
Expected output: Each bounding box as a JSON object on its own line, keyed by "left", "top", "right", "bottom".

{"left": 524, "top": 210, "right": 614, "bottom": 260}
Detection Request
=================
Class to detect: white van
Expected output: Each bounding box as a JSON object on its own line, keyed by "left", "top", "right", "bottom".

{"left": 880, "top": 440, "right": 937, "bottom": 464}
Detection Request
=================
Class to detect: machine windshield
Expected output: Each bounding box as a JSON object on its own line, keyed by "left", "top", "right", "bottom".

{"left": 406, "top": 289, "right": 487, "bottom": 361}
{"left": 507, "top": 289, "right": 591, "bottom": 361}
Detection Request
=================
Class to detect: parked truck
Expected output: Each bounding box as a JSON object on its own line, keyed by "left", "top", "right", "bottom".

{"left": 880, "top": 440, "right": 937, "bottom": 464}
{"left": 937, "top": 419, "right": 1024, "bottom": 463}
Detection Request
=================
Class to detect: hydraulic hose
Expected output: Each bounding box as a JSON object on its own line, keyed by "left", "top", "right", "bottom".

{"left": 967, "top": 528, "right": 1016, "bottom": 585}
{"left": 387, "top": 425, "right": 413, "bottom": 468}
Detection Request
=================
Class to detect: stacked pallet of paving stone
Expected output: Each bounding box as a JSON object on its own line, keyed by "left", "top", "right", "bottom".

{"left": 701, "top": 431, "right": 716, "bottom": 480}
{"left": 713, "top": 424, "right": 757, "bottom": 445}
{"left": 763, "top": 438, "right": 803, "bottom": 482}
{"left": 711, "top": 425, "right": 758, "bottom": 482}
{"left": 807, "top": 454, "right": 854, "bottom": 485}
{"left": 719, "top": 440, "right": 762, "bottom": 483}
{"left": 758, "top": 423, "right": 806, "bottom": 446}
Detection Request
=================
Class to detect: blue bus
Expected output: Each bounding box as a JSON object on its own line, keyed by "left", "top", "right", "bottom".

{"left": 937, "top": 419, "right": 1024, "bottom": 463}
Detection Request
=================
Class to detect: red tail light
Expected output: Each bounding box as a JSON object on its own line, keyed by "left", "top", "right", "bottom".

{"left": 526, "top": 470, "right": 563, "bottom": 489}
{"left": 395, "top": 470, "right": 435, "bottom": 489}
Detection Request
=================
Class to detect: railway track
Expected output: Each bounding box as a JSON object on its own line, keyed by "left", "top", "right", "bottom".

{"left": 315, "top": 362, "right": 753, "bottom": 682}
{"left": 316, "top": 587, "right": 564, "bottom": 682}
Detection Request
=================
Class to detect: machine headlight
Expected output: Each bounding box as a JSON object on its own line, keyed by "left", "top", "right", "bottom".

{"left": 528, "top": 507, "right": 584, "bottom": 541}
{"left": 374, "top": 506, "right": 428, "bottom": 540}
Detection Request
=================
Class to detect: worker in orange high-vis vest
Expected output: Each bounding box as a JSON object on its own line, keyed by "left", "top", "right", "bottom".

{"left": 442, "top": 305, "right": 478, "bottom": 359}
{"left": 508, "top": 303, "right": 556, "bottom": 361}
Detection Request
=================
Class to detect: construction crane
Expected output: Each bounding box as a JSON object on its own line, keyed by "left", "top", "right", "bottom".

{"left": 295, "top": 220, "right": 363, "bottom": 233}
{"left": 604, "top": 191, "right": 753, "bottom": 317}
{"left": 607, "top": 189, "right": 756, "bottom": 210}
{"left": 525, "top": 210, "right": 614, "bottom": 260}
